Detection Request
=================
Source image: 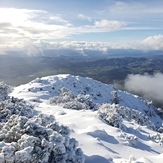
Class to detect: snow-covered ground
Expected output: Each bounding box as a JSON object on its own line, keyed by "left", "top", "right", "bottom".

{"left": 10, "top": 74, "right": 163, "bottom": 163}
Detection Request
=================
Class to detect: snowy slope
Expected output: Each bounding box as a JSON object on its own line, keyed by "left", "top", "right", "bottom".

{"left": 10, "top": 74, "right": 163, "bottom": 163}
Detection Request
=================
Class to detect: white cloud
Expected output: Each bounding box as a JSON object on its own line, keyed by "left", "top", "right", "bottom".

{"left": 0, "top": 8, "right": 69, "bottom": 25}
{"left": 94, "top": 19, "right": 126, "bottom": 30}
{"left": 139, "top": 35, "right": 163, "bottom": 51}
{"left": 35, "top": 41, "right": 113, "bottom": 52}
{"left": 0, "top": 8, "right": 73, "bottom": 40}
{"left": 0, "top": 6, "right": 162, "bottom": 54}
{"left": 0, "top": 39, "right": 116, "bottom": 56}
{"left": 127, "top": 34, "right": 163, "bottom": 51}
{"left": 124, "top": 73, "right": 163, "bottom": 103}
{"left": 98, "top": 1, "right": 163, "bottom": 32}
{"left": 78, "top": 14, "right": 92, "bottom": 21}
{"left": 1, "top": 33, "right": 163, "bottom": 56}
{"left": 110, "top": 2, "right": 144, "bottom": 15}
{"left": 103, "top": 1, "right": 163, "bottom": 19}
{"left": 0, "top": 8, "right": 127, "bottom": 42}
{"left": 14, "top": 38, "right": 43, "bottom": 56}
{"left": 0, "top": 38, "right": 43, "bottom": 56}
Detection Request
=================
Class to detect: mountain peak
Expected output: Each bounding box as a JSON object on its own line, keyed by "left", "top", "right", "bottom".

{"left": 11, "top": 74, "right": 162, "bottom": 129}
{"left": 8, "top": 74, "right": 163, "bottom": 162}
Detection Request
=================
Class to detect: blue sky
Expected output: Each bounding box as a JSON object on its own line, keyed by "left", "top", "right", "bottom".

{"left": 0, "top": 0, "right": 163, "bottom": 54}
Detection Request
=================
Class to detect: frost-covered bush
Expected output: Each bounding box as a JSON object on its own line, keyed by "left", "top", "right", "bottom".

{"left": 97, "top": 104, "right": 155, "bottom": 129}
{"left": 119, "top": 131, "right": 138, "bottom": 145}
{"left": 63, "top": 100, "right": 87, "bottom": 110}
{"left": 117, "top": 106, "right": 153, "bottom": 127}
{"left": 0, "top": 97, "right": 85, "bottom": 163}
{"left": 49, "top": 87, "right": 95, "bottom": 110}
{"left": 97, "top": 104, "right": 122, "bottom": 128}
{"left": 0, "top": 82, "right": 12, "bottom": 102}
{"left": 111, "top": 91, "right": 120, "bottom": 104}
{"left": 76, "top": 94, "right": 94, "bottom": 109}
{"left": 31, "top": 98, "right": 41, "bottom": 103}
{"left": 0, "top": 97, "right": 35, "bottom": 122}
{"left": 149, "top": 133, "right": 163, "bottom": 145}
{"left": 50, "top": 87, "right": 74, "bottom": 104}
{"left": 158, "top": 127, "right": 163, "bottom": 133}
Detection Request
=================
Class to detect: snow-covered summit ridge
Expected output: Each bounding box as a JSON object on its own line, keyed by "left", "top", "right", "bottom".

{"left": 11, "top": 74, "right": 162, "bottom": 129}
{"left": 9, "top": 74, "right": 163, "bottom": 162}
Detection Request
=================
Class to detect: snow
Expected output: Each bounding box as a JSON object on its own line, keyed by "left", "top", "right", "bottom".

{"left": 10, "top": 74, "right": 163, "bottom": 163}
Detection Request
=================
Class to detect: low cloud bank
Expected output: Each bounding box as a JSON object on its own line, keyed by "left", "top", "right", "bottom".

{"left": 137, "top": 34, "right": 163, "bottom": 51}
{"left": 1, "top": 34, "right": 163, "bottom": 56}
{"left": 124, "top": 73, "right": 163, "bottom": 106}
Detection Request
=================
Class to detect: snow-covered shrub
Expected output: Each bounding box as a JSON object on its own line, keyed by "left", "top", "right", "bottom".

{"left": 149, "top": 133, "right": 163, "bottom": 145}
{"left": 0, "top": 97, "right": 35, "bottom": 122}
{"left": 49, "top": 87, "right": 95, "bottom": 110}
{"left": 0, "top": 98, "right": 85, "bottom": 163}
{"left": 111, "top": 91, "right": 120, "bottom": 104}
{"left": 158, "top": 127, "right": 163, "bottom": 133}
{"left": 119, "top": 131, "right": 138, "bottom": 145}
{"left": 63, "top": 100, "right": 87, "bottom": 110}
{"left": 32, "top": 97, "right": 41, "bottom": 103}
{"left": 157, "top": 108, "right": 163, "bottom": 120}
{"left": 127, "top": 155, "right": 136, "bottom": 163}
{"left": 76, "top": 94, "right": 94, "bottom": 110}
{"left": 117, "top": 106, "right": 153, "bottom": 127}
{"left": 97, "top": 104, "right": 122, "bottom": 128}
{"left": 97, "top": 104, "right": 156, "bottom": 129}
{"left": 0, "top": 82, "right": 11, "bottom": 102}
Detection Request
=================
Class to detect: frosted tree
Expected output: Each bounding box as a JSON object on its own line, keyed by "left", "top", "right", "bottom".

{"left": 0, "top": 82, "right": 11, "bottom": 101}
{"left": 97, "top": 104, "right": 122, "bottom": 128}
{"left": 111, "top": 91, "right": 120, "bottom": 104}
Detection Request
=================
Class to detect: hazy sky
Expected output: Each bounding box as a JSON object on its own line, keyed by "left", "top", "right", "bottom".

{"left": 0, "top": 0, "right": 163, "bottom": 53}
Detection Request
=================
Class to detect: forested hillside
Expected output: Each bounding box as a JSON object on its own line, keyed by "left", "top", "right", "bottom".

{"left": 1, "top": 55, "right": 163, "bottom": 108}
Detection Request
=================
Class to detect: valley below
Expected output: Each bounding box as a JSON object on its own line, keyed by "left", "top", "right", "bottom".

{"left": 1, "top": 54, "right": 163, "bottom": 109}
